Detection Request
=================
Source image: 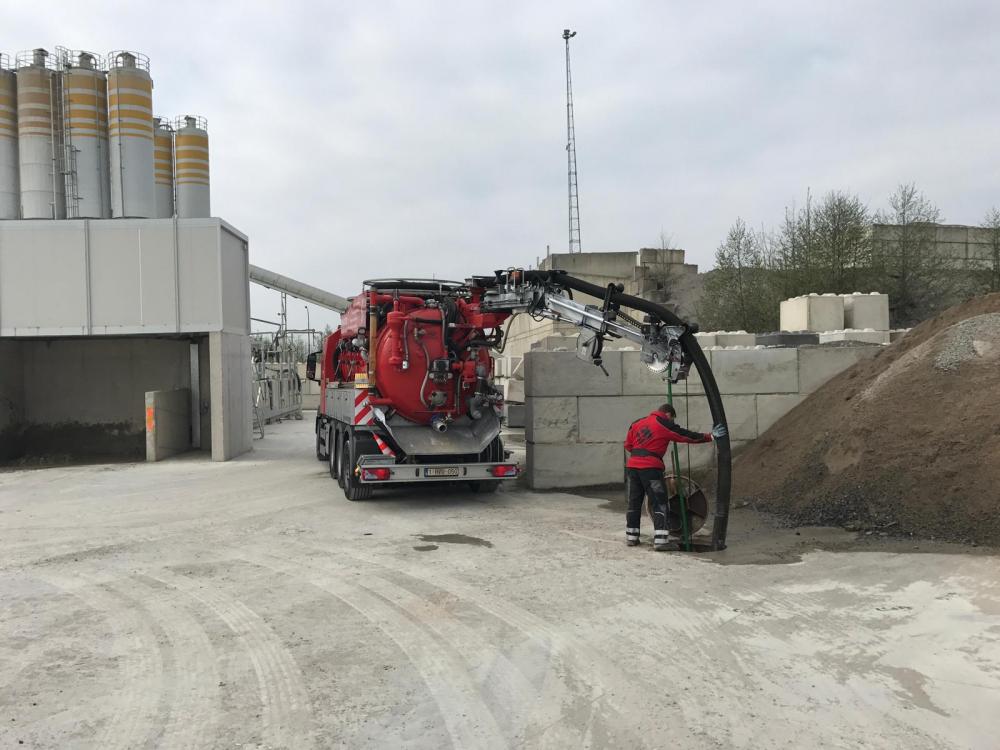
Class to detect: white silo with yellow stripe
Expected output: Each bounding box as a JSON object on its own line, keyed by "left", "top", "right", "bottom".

{"left": 15, "top": 48, "right": 65, "bottom": 219}
{"left": 0, "top": 54, "right": 18, "bottom": 219}
{"left": 107, "top": 50, "right": 154, "bottom": 218}
{"left": 174, "top": 115, "right": 209, "bottom": 218}
{"left": 59, "top": 49, "right": 110, "bottom": 218}
{"left": 153, "top": 117, "right": 174, "bottom": 217}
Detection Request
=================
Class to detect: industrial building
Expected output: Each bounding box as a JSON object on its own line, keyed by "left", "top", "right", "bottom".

{"left": 0, "top": 47, "right": 244, "bottom": 464}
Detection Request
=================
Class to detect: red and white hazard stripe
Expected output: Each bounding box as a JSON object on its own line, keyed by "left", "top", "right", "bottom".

{"left": 353, "top": 389, "right": 396, "bottom": 457}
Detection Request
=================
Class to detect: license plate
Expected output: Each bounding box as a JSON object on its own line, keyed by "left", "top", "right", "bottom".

{"left": 424, "top": 467, "right": 460, "bottom": 477}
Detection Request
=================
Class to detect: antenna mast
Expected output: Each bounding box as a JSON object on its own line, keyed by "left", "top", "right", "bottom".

{"left": 563, "top": 29, "right": 581, "bottom": 254}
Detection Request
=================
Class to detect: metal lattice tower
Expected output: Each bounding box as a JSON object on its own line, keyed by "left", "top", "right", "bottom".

{"left": 563, "top": 29, "right": 581, "bottom": 254}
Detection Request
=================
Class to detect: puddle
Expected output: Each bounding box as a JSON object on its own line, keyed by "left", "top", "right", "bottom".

{"left": 413, "top": 544, "right": 439, "bottom": 552}
{"left": 416, "top": 533, "right": 493, "bottom": 548}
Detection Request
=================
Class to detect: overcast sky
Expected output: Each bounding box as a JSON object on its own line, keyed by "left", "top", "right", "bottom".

{"left": 7, "top": 1, "right": 999, "bottom": 333}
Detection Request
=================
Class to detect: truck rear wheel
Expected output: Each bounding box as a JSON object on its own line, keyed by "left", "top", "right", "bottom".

{"left": 334, "top": 430, "right": 345, "bottom": 488}
{"left": 316, "top": 422, "right": 328, "bottom": 461}
{"left": 340, "top": 433, "right": 374, "bottom": 501}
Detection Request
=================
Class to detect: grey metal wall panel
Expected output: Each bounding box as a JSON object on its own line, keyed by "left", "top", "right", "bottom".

{"left": 0, "top": 222, "right": 88, "bottom": 336}
{"left": 220, "top": 228, "right": 249, "bottom": 334}
{"left": 0, "top": 218, "right": 249, "bottom": 337}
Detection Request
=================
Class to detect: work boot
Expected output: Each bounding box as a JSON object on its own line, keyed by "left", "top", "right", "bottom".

{"left": 626, "top": 527, "right": 640, "bottom": 547}
{"left": 653, "top": 531, "right": 678, "bottom": 552}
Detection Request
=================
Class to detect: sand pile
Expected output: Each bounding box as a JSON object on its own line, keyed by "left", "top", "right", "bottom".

{"left": 734, "top": 293, "right": 1000, "bottom": 544}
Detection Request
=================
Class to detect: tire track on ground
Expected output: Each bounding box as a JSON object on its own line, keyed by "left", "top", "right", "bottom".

{"left": 278, "top": 538, "right": 670, "bottom": 747}
{"left": 151, "top": 568, "right": 314, "bottom": 750}
{"left": 235, "top": 546, "right": 508, "bottom": 750}
{"left": 36, "top": 571, "right": 165, "bottom": 750}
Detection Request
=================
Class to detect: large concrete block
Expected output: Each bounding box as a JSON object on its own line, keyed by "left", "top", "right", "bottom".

{"left": 504, "top": 380, "right": 525, "bottom": 403}
{"left": 525, "top": 396, "right": 578, "bottom": 443}
{"left": 780, "top": 295, "right": 845, "bottom": 332}
{"left": 755, "top": 332, "right": 819, "bottom": 347}
{"left": 693, "top": 332, "right": 717, "bottom": 348}
{"left": 145, "top": 388, "right": 191, "bottom": 461}
{"left": 818, "top": 330, "right": 890, "bottom": 345}
{"left": 524, "top": 350, "right": 622, "bottom": 397}
{"left": 842, "top": 293, "right": 890, "bottom": 331}
{"left": 577, "top": 395, "right": 667, "bottom": 442}
{"left": 711, "top": 348, "right": 799, "bottom": 395}
{"left": 756, "top": 394, "right": 806, "bottom": 435}
{"left": 673, "top": 394, "right": 757, "bottom": 441}
{"left": 621, "top": 351, "right": 708, "bottom": 396}
{"left": 504, "top": 403, "right": 526, "bottom": 428}
{"left": 527, "top": 441, "right": 624, "bottom": 488}
{"left": 714, "top": 331, "right": 756, "bottom": 348}
{"left": 797, "top": 345, "right": 880, "bottom": 393}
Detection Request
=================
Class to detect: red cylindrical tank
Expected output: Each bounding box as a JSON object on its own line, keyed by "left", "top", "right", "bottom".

{"left": 374, "top": 307, "right": 451, "bottom": 424}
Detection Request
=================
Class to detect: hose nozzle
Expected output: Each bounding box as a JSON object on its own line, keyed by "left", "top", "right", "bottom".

{"left": 430, "top": 415, "right": 448, "bottom": 433}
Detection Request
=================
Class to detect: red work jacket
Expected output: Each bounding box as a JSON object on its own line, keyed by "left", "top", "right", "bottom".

{"left": 624, "top": 411, "right": 712, "bottom": 470}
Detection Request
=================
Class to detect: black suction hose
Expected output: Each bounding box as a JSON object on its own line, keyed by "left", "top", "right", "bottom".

{"left": 520, "top": 270, "right": 732, "bottom": 550}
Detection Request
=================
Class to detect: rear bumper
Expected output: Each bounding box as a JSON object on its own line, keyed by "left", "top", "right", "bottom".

{"left": 356, "top": 456, "right": 520, "bottom": 484}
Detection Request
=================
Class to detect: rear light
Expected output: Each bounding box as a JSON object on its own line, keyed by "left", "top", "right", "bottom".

{"left": 490, "top": 464, "right": 519, "bottom": 478}
{"left": 361, "top": 467, "right": 392, "bottom": 481}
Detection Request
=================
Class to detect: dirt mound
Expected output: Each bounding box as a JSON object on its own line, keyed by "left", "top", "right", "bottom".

{"left": 734, "top": 293, "right": 1000, "bottom": 544}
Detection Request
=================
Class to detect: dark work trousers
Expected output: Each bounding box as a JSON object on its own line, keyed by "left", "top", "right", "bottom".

{"left": 625, "top": 467, "right": 671, "bottom": 543}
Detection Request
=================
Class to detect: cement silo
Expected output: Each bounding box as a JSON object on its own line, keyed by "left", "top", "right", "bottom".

{"left": 107, "top": 51, "right": 154, "bottom": 218}
{"left": 0, "top": 55, "right": 19, "bottom": 219}
{"left": 153, "top": 117, "right": 174, "bottom": 217}
{"left": 15, "top": 49, "right": 65, "bottom": 219}
{"left": 173, "top": 115, "right": 209, "bottom": 218}
{"left": 58, "top": 49, "right": 110, "bottom": 218}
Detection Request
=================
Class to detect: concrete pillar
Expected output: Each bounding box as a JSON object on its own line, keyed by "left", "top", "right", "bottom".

{"left": 209, "top": 331, "right": 252, "bottom": 461}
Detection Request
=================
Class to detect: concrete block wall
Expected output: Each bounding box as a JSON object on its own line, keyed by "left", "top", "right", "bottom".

{"left": 524, "top": 344, "right": 881, "bottom": 489}
{"left": 780, "top": 294, "right": 845, "bottom": 332}
{"left": 145, "top": 388, "right": 191, "bottom": 461}
{"left": 842, "top": 293, "right": 890, "bottom": 331}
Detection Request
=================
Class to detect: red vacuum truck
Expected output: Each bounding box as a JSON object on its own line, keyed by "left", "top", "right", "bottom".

{"left": 307, "top": 278, "right": 520, "bottom": 499}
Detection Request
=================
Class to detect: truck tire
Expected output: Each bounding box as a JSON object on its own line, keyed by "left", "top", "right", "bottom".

{"left": 334, "top": 430, "right": 345, "bottom": 488}
{"left": 328, "top": 428, "right": 339, "bottom": 481}
{"left": 340, "top": 433, "right": 374, "bottom": 501}
{"left": 316, "top": 422, "right": 328, "bottom": 461}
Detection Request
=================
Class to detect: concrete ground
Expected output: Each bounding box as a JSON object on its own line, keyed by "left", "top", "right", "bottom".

{"left": 1, "top": 418, "right": 998, "bottom": 749}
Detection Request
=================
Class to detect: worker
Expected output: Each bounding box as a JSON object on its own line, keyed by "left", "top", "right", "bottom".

{"left": 624, "top": 404, "right": 727, "bottom": 551}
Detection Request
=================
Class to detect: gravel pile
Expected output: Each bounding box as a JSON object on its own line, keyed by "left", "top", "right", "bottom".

{"left": 732, "top": 293, "right": 1000, "bottom": 544}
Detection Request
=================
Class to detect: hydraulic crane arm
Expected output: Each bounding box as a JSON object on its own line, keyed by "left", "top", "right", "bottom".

{"left": 474, "top": 268, "right": 732, "bottom": 550}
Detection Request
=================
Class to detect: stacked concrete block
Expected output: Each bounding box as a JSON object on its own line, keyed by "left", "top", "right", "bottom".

{"left": 755, "top": 332, "right": 820, "bottom": 347}
{"left": 756, "top": 394, "right": 806, "bottom": 434}
{"left": 818, "top": 330, "right": 891, "bottom": 345}
{"left": 693, "top": 332, "right": 717, "bottom": 348}
{"left": 711, "top": 348, "right": 799, "bottom": 394}
{"left": 524, "top": 342, "right": 884, "bottom": 489}
{"left": 504, "top": 403, "right": 525, "bottom": 428}
{"left": 842, "top": 293, "right": 890, "bottom": 331}
{"left": 780, "top": 294, "right": 845, "bottom": 333}
{"left": 797, "top": 344, "right": 880, "bottom": 393}
{"left": 713, "top": 331, "right": 756, "bottom": 347}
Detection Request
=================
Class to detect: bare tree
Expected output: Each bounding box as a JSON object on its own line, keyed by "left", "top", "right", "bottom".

{"left": 872, "top": 183, "right": 956, "bottom": 327}
{"left": 698, "top": 219, "right": 777, "bottom": 332}
{"left": 981, "top": 207, "right": 1000, "bottom": 293}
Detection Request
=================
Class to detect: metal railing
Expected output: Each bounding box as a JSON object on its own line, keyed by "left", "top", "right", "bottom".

{"left": 15, "top": 48, "right": 59, "bottom": 70}
{"left": 173, "top": 115, "right": 208, "bottom": 131}
{"left": 106, "top": 50, "right": 150, "bottom": 72}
